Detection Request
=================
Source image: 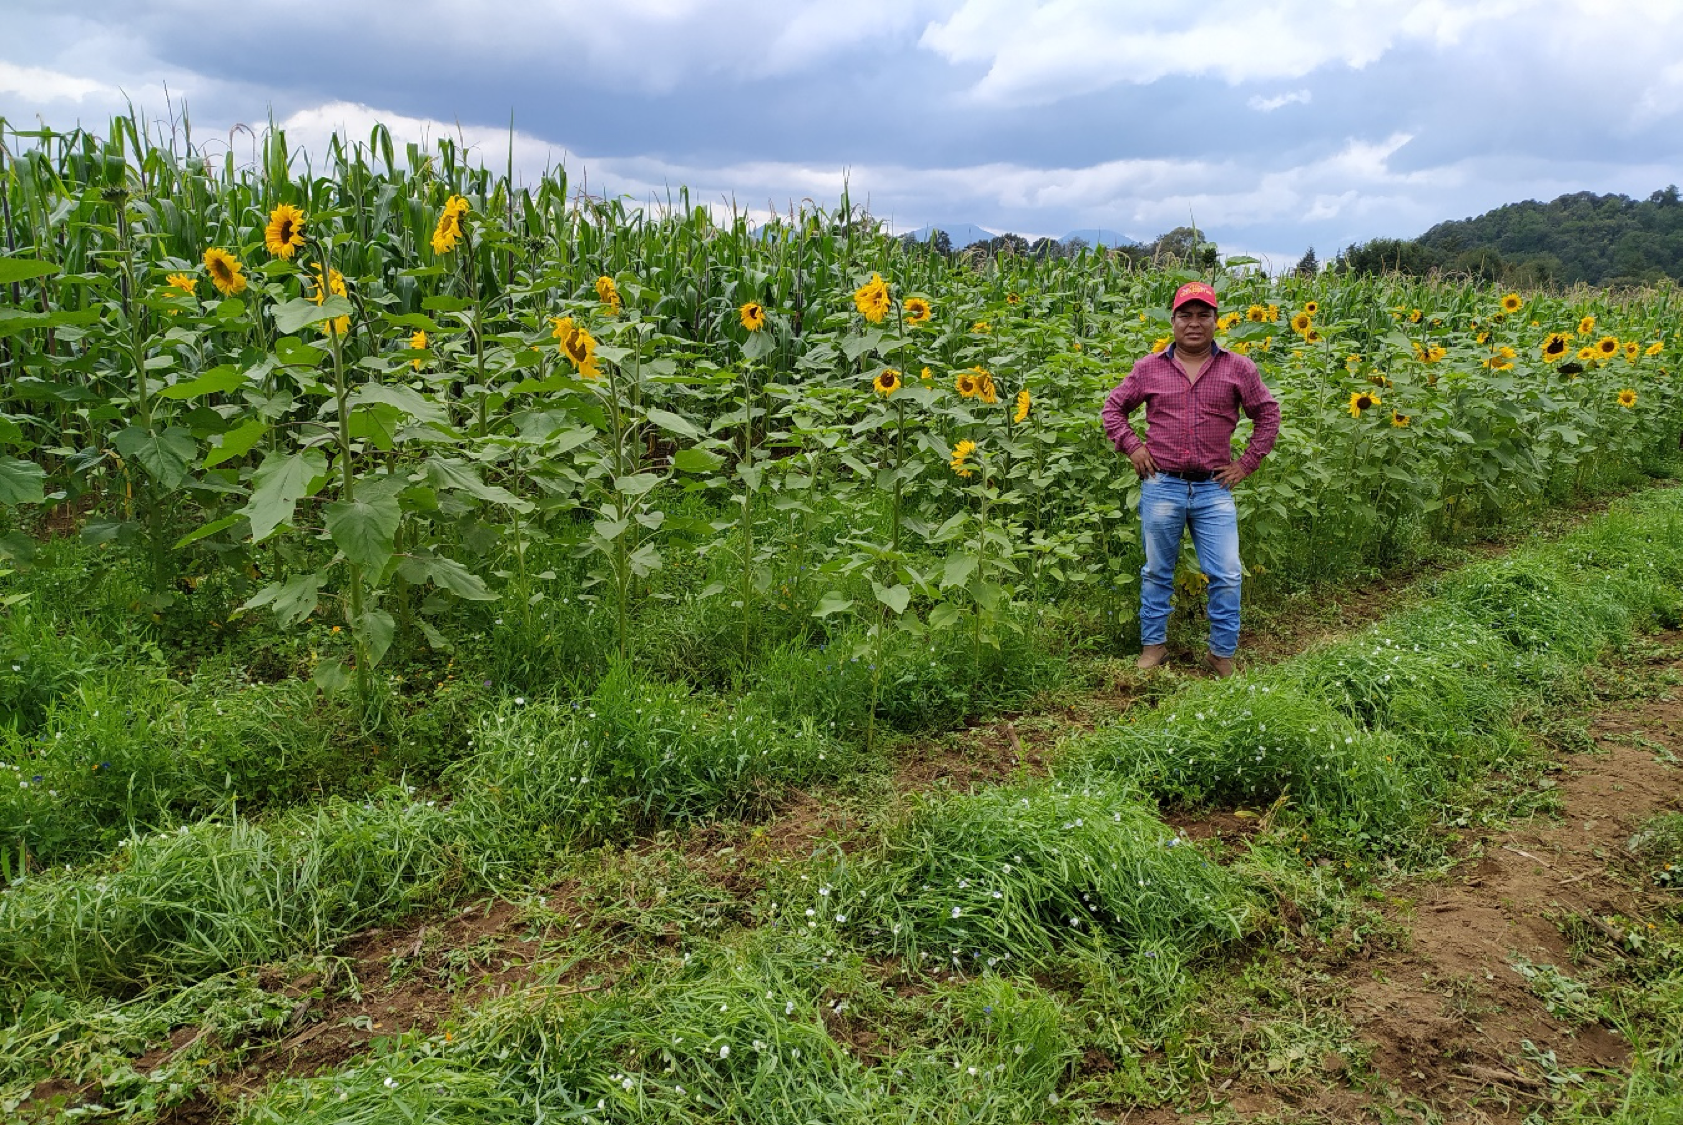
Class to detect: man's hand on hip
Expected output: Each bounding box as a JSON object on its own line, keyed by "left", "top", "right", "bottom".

{"left": 1214, "top": 462, "right": 1247, "bottom": 489}
{"left": 1128, "top": 448, "right": 1158, "bottom": 479}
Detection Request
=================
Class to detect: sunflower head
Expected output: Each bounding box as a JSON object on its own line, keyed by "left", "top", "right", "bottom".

{"left": 1246, "top": 304, "right": 1267, "bottom": 323}
{"left": 1391, "top": 410, "right": 1410, "bottom": 428}
{"left": 1624, "top": 341, "right": 1640, "bottom": 362}
{"left": 595, "top": 274, "right": 621, "bottom": 311}
{"left": 977, "top": 373, "right": 999, "bottom": 404}
{"left": 739, "top": 302, "right": 767, "bottom": 332}
{"left": 430, "top": 195, "right": 469, "bottom": 254}
{"left": 853, "top": 273, "right": 891, "bottom": 323}
{"left": 1618, "top": 388, "right": 1638, "bottom": 408}
{"left": 1542, "top": 332, "right": 1569, "bottom": 360}
{"left": 1013, "top": 388, "right": 1031, "bottom": 424}
{"left": 165, "top": 272, "right": 196, "bottom": 296}
{"left": 264, "top": 203, "right": 306, "bottom": 259}
{"left": 873, "top": 368, "right": 901, "bottom": 397}
{"left": 1578, "top": 315, "right": 1596, "bottom": 336}
{"left": 904, "top": 296, "right": 932, "bottom": 325}
{"left": 202, "top": 247, "right": 247, "bottom": 296}
{"left": 1577, "top": 346, "right": 1598, "bottom": 362}
{"left": 1006, "top": 292, "right": 1021, "bottom": 305}
{"left": 1151, "top": 336, "right": 1171, "bottom": 354}
{"left": 1596, "top": 335, "right": 1619, "bottom": 357}
{"left": 1501, "top": 293, "right": 1523, "bottom": 313}
{"left": 1305, "top": 328, "right": 1324, "bottom": 344}
{"left": 920, "top": 366, "right": 933, "bottom": 381}
{"left": 550, "top": 316, "right": 599, "bottom": 376}
{"left": 1290, "top": 312, "right": 1312, "bottom": 334}
{"left": 1349, "top": 390, "right": 1380, "bottom": 417}
{"left": 972, "top": 320, "right": 991, "bottom": 334}
{"left": 955, "top": 372, "right": 979, "bottom": 398}
{"left": 1647, "top": 340, "right": 1665, "bottom": 357}
{"left": 950, "top": 439, "right": 977, "bottom": 478}
{"left": 1303, "top": 301, "right": 1319, "bottom": 316}
{"left": 309, "top": 265, "right": 350, "bottom": 335}
{"left": 410, "top": 329, "right": 428, "bottom": 370}
{"left": 1408, "top": 309, "right": 1422, "bottom": 323}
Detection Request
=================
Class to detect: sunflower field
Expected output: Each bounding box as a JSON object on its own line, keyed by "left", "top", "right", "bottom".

{"left": 5, "top": 113, "right": 1683, "bottom": 1123}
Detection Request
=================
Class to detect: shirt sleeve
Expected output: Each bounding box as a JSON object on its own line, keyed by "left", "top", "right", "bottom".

{"left": 1101, "top": 365, "right": 1147, "bottom": 455}
{"left": 1234, "top": 358, "right": 1281, "bottom": 476}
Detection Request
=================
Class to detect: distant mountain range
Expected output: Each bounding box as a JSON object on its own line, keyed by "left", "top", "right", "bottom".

{"left": 905, "top": 223, "right": 1137, "bottom": 248}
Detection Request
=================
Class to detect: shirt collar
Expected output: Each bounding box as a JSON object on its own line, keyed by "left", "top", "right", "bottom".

{"left": 1165, "top": 341, "right": 1223, "bottom": 362}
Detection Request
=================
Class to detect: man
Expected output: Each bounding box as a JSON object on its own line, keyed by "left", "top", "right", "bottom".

{"left": 1101, "top": 281, "right": 1281, "bottom": 677}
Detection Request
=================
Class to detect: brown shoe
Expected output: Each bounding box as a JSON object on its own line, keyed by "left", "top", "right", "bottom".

{"left": 1136, "top": 644, "right": 1169, "bottom": 671}
{"left": 1205, "top": 652, "right": 1235, "bottom": 678}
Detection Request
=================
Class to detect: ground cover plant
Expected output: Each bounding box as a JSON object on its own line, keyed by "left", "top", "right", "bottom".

{"left": 6, "top": 112, "right": 1683, "bottom": 1122}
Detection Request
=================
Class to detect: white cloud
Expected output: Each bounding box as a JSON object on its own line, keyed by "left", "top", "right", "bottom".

{"left": 1248, "top": 90, "right": 1311, "bottom": 112}
{"left": 919, "top": 0, "right": 1536, "bottom": 104}
{"left": 0, "top": 60, "right": 115, "bottom": 103}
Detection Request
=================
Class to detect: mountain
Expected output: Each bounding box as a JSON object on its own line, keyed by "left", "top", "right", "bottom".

{"left": 1337, "top": 187, "right": 1683, "bottom": 287}
{"left": 1061, "top": 228, "right": 1136, "bottom": 248}
{"left": 905, "top": 222, "right": 999, "bottom": 247}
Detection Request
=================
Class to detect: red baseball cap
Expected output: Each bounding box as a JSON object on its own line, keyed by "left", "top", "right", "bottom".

{"left": 1171, "top": 281, "right": 1218, "bottom": 311}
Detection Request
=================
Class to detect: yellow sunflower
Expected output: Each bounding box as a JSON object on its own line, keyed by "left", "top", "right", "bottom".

{"left": 309, "top": 265, "right": 350, "bottom": 335}
{"left": 1006, "top": 292, "right": 1021, "bottom": 305}
{"left": 1245, "top": 304, "right": 1266, "bottom": 323}
{"left": 1289, "top": 312, "right": 1312, "bottom": 335}
{"left": 1391, "top": 410, "right": 1410, "bottom": 428}
{"left": 1483, "top": 345, "right": 1517, "bottom": 370}
{"left": 853, "top": 273, "right": 891, "bottom": 323}
{"left": 1303, "top": 300, "right": 1319, "bottom": 316}
{"left": 920, "top": 366, "right": 933, "bottom": 381}
{"left": 202, "top": 247, "right": 247, "bottom": 296}
{"left": 551, "top": 315, "right": 600, "bottom": 378}
{"left": 950, "top": 439, "right": 977, "bottom": 478}
{"left": 1305, "top": 328, "right": 1324, "bottom": 344}
{"left": 1578, "top": 315, "right": 1596, "bottom": 336}
{"left": 739, "top": 302, "right": 767, "bottom": 332}
{"left": 1408, "top": 308, "right": 1422, "bottom": 324}
{"left": 1500, "top": 292, "right": 1523, "bottom": 313}
{"left": 1541, "top": 332, "right": 1570, "bottom": 361}
{"left": 1266, "top": 304, "right": 1280, "bottom": 322}
{"left": 955, "top": 371, "right": 980, "bottom": 398}
{"left": 1150, "top": 336, "right": 1171, "bottom": 354}
{"left": 904, "top": 296, "right": 932, "bottom": 325}
{"left": 1596, "top": 335, "right": 1619, "bottom": 357}
{"left": 1349, "top": 390, "right": 1381, "bottom": 418}
{"left": 977, "top": 372, "right": 999, "bottom": 404}
{"left": 264, "top": 203, "right": 306, "bottom": 259}
{"left": 1013, "top": 389, "right": 1031, "bottom": 423}
{"left": 1647, "top": 340, "right": 1665, "bottom": 356}
{"left": 971, "top": 320, "right": 991, "bottom": 334}
{"left": 873, "top": 368, "right": 902, "bottom": 396}
{"left": 165, "top": 272, "right": 196, "bottom": 295}
{"left": 409, "top": 329, "right": 428, "bottom": 371}
{"left": 595, "top": 274, "right": 622, "bottom": 313}
{"left": 1577, "top": 345, "right": 1598, "bottom": 362}
{"left": 430, "top": 195, "right": 469, "bottom": 254}
{"left": 1624, "top": 340, "right": 1640, "bottom": 362}
{"left": 1618, "top": 388, "right": 1637, "bottom": 408}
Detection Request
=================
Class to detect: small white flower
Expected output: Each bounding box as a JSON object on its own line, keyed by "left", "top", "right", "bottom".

{"left": 719, "top": 1045, "right": 731, "bottom": 1059}
{"left": 951, "top": 907, "right": 962, "bottom": 918}
{"left": 383, "top": 1076, "right": 398, "bottom": 1088}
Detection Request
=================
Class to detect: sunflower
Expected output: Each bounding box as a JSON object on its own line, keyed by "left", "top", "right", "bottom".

{"left": 920, "top": 366, "right": 933, "bottom": 381}
{"left": 551, "top": 315, "right": 600, "bottom": 378}
{"left": 309, "top": 265, "right": 350, "bottom": 335}
{"left": 977, "top": 371, "right": 999, "bottom": 404}
{"left": 1349, "top": 390, "right": 1381, "bottom": 418}
{"left": 1647, "top": 340, "right": 1665, "bottom": 356}
{"left": 264, "top": 203, "right": 306, "bottom": 259}
{"left": 971, "top": 320, "right": 991, "bottom": 334}
{"left": 1230, "top": 341, "right": 1251, "bottom": 355}
{"left": 1577, "top": 345, "right": 1598, "bottom": 362}
{"left": 430, "top": 195, "right": 469, "bottom": 254}
{"left": 1290, "top": 311, "right": 1312, "bottom": 335}
{"left": 1150, "top": 336, "right": 1171, "bottom": 354}
{"left": 950, "top": 439, "right": 977, "bottom": 478}
{"left": 1303, "top": 300, "right": 1319, "bottom": 316}
{"left": 1483, "top": 345, "right": 1517, "bottom": 370}
{"left": 202, "top": 247, "right": 247, "bottom": 296}
{"left": 1541, "top": 332, "right": 1570, "bottom": 361}
{"left": 1246, "top": 303, "right": 1267, "bottom": 323}
{"left": 1006, "top": 292, "right": 1021, "bottom": 305}
{"left": 1013, "top": 389, "right": 1031, "bottom": 423}
{"left": 409, "top": 329, "right": 428, "bottom": 371}
{"left": 1305, "top": 328, "right": 1324, "bottom": 344}
{"left": 853, "top": 273, "right": 891, "bottom": 323}
{"left": 1391, "top": 410, "right": 1410, "bottom": 428}
{"left": 1618, "top": 388, "right": 1638, "bottom": 408}
{"left": 1266, "top": 303, "right": 1280, "bottom": 322}
{"left": 165, "top": 272, "right": 196, "bottom": 295}
{"left": 739, "top": 302, "right": 767, "bottom": 332}
{"left": 1578, "top": 315, "right": 1596, "bottom": 336}
{"left": 1500, "top": 292, "right": 1523, "bottom": 313}
{"left": 595, "top": 274, "right": 622, "bottom": 313}
{"left": 1413, "top": 343, "right": 1447, "bottom": 363}
{"left": 1596, "top": 335, "right": 1619, "bottom": 358}
{"left": 1408, "top": 308, "right": 1422, "bottom": 324}
{"left": 904, "top": 296, "right": 932, "bottom": 325}
{"left": 1624, "top": 340, "right": 1640, "bottom": 362}
{"left": 955, "top": 371, "right": 980, "bottom": 398}
{"left": 873, "top": 368, "right": 901, "bottom": 397}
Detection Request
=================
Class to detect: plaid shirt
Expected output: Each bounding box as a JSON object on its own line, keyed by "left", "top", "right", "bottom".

{"left": 1101, "top": 344, "right": 1281, "bottom": 477}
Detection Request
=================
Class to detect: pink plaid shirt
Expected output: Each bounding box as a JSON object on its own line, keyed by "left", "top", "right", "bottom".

{"left": 1101, "top": 344, "right": 1280, "bottom": 477}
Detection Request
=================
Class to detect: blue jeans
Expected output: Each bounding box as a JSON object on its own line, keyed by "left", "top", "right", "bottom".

{"left": 1138, "top": 476, "right": 1243, "bottom": 658}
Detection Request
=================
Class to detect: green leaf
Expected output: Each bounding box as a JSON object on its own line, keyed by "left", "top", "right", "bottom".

{"left": 0, "top": 456, "right": 46, "bottom": 506}
{"left": 242, "top": 449, "right": 328, "bottom": 542}
{"left": 672, "top": 447, "right": 724, "bottom": 473}
{"left": 423, "top": 556, "right": 497, "bottom": 601}
{"left": 111, "top": 426, "right": 196, "bottom": 491}
{"left": 353, "top": 609, "right": 396, "bottom": 666}
{"left": 312, "top": 660, "right": 353, "bottom": 694}
{"left": 927, "top": 601, "right": 963, "bottom": 631}
{"left": 242, "top": 572, "right": 322, "bottom": 628}
{"left": 872, "top": 581, "right": 911, "bottom": 615}
{"left": 324, "top": 492, "right": 402, "bottom": 572}
{"left": 614, "top": 473, "right": 663, "bottom": 496}
{"left": 203, "top": 418, "right": 268, "bottom": 468}
{"left": 157, "top": 365, "right": 246, "bottom": 400}
{"left": 348, "top": 383, "right": 448, "bottom": 425}
{"left": 424, "top": 458, "right": 534, "bottom": 512}
{"left": 272, "top": 295, "right": 354, "bottom": 335}
{"left": 0, "top": 258, "right": 59, "bottom": 283}
{"left": 742, "top": 330, "right": 776, "bottom": 361}
{"left": 814, "top": 590, "right": 854, "bottom": 617}
{"left": 941, "top": 553, "right": 978, "bottom": 589}
{"left": 174, "top": 513, "right": 243, "bottom": 548}
{"left": 644, "top": 407, "right": 704, "bottom": 440}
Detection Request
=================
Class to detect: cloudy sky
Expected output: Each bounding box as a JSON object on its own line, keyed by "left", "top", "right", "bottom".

{"left": 4, "top": 0, "right": 1682, "bottom": 266}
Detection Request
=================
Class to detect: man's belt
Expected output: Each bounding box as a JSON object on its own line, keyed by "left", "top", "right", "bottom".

{"left": 1159, "top": 469, "right": 1214, "bottom": 482}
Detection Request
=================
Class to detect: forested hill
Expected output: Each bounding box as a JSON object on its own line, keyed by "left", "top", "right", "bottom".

{"left": 1337, "top": 187, "right": 1683, "bottom": 287}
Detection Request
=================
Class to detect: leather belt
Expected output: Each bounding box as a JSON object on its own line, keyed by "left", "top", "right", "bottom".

{"left": 1160, "top": 469, "right": 1214, "bottom": 482}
